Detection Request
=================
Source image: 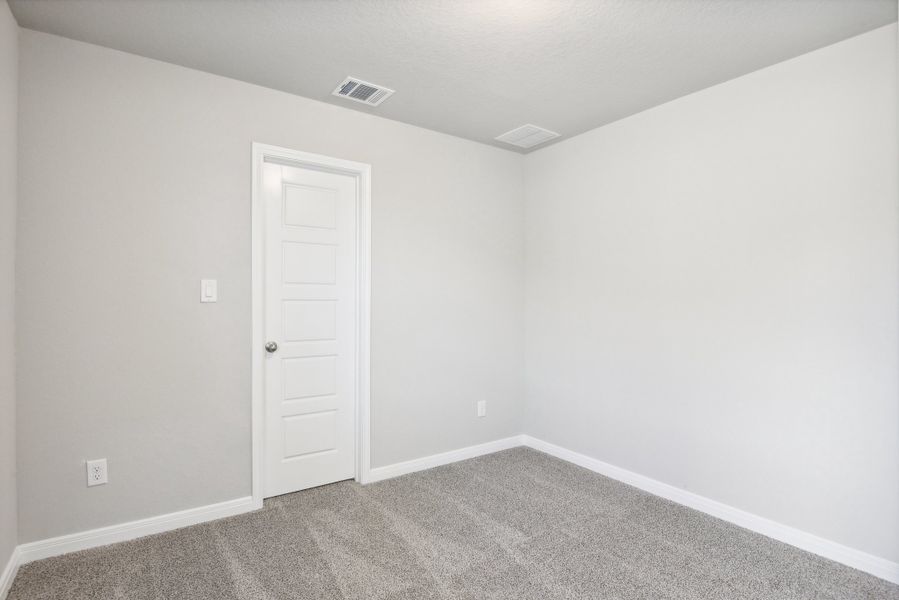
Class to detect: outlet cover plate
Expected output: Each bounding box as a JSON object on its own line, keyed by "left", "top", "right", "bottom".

{"left": 86, "top": 459, "right": 108, "bottom": 487}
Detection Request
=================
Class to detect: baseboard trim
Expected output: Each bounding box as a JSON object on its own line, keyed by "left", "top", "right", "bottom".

{"left": 521, "top": 435, "right": 899, "bottom": 585}
{"left": 0, "top": 546, "right": 20, "bottom": 600}
{"left": 17, "top": 495, "right": 259, "bottom": 566}
{"left": 13, "top": 435, "right": 529, "bottom": 568}
{"left": 365, "top": 435, "right": 525, "bottom": 484}
{"left": 8, "top": 436, "right": 897, "bottom": 587}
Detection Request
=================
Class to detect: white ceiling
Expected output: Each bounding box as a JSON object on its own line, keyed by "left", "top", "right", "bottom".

{"left": 9, "top": 0, "right": 897, "bottom": 152}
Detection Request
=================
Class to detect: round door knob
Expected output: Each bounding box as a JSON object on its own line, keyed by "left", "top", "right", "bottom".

{"left": 265, "top": 341, "right": 278, "bottom": 353}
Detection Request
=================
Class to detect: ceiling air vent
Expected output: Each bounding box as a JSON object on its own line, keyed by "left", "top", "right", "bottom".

{"left": 332, "top": 76, "right": 395, "bottom": 107}
{"left": 495, "top": 124, "right": 560, "bottom": 149}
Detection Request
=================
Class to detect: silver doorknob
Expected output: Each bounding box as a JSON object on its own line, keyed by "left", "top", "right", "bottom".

{"left": 265, "top": 341, "right": 278, "bottom": 353}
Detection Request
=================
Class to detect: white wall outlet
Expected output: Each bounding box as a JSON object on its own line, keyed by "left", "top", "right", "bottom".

{"left": 200, "top": 279, "right": 217, "bottom": 303}
{"left": 477, "top": 400, "right": 487, "bottom": 418}
{"left": 86, "top": 459, "right": 108, "bottom": 487}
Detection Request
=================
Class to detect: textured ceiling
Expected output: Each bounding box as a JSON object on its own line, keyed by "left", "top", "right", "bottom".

{"left": 9, "top": 0, "right": 897, "bottom": 152}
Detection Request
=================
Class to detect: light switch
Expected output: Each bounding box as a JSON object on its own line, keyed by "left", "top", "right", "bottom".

{"left": 201, "top": 279, "right": 217, "bottom": 303}
{"left": 477, "top": 400, "right": 487, "bottom": 418}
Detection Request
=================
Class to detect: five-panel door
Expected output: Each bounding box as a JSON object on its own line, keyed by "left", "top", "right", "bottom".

{"left": 263, "top": 160, "right": 357, "bottom": 497}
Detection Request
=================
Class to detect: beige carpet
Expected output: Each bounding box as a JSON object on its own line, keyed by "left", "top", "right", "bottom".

{"left": 9, "top": 447, "right": 898, "bottom": 599}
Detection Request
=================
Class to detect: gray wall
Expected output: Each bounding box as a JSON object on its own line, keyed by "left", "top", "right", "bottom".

{"left": 16, "top": 29, "right": 525, "bottom": 543}
{"left": 0, "top": 0, "right": 18, "bottom": 570}
{"left": 524, "top": 24, "right": 899, "bottom": 563}
{"left": 13, "top": 19, "right": 897, "bottom": 568}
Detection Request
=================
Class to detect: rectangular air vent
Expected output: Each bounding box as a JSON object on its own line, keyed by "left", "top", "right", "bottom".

{"left": 495, "top": 124, "right": 560, "bottom": 149}
{"left": 332, "top": 77, "right": 395, "bottom": 107}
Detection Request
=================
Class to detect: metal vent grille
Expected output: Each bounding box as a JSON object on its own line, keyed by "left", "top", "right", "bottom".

{"left": 495, "top": 124, "right": 560, "bottom": 149}
{"left": 332, "top": 77, "right": 394, "bottom": 107}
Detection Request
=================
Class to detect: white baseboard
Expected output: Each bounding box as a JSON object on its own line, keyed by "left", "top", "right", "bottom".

{"left": 0, "top": 546, "right": 20, "bottom": 600}
{"left": 12, "top": 434, "right": 528, "bottom": 570}
{"left": 17, "top": 496, "right": 259, "bottom": 565}
{"left": 521, "top": 435, "right": 899, "bottom": 585}
{"left": 7, "top": 436, "right": 897, "bottom": 590}
{"left": 365, "top": 435, "right": 525, "bottom": 484}
{"left": 6, "top": 435, "right": 524, "bottom": 579}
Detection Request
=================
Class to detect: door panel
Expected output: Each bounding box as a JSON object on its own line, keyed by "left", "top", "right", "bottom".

{"left": 283, "top": 411, "right": 338, "bottom": 458}
{"left": 283, "top": 300, "right": 337, "bottom": 342}
{"left": 263, "top": 161, "right": 357, "bottom": 497}
{"left": 283, "top": 356, "right": 336, "bottom": 399}
{"left": 283, "top": 242, "right": 337, "bottom": 284}
{"left": 284, "top": 185, "right": 338, "bottom": 229}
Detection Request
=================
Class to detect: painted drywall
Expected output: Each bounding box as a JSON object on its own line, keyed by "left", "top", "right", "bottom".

{"left": 16, "top": 29, "right": 524, "bottom": 542}
{"left": 524, "top": 24, "right": 899, "bottom": 563}
{"left": 0, "top": 0, "right": 18, "bottom": 575}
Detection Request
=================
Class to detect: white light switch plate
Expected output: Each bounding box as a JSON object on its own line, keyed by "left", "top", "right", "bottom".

{"left": 200, "top": 279, "right": 217, "bottom": 302}
{"left": 477, "top": 400, "right": 487, "bottom": 418}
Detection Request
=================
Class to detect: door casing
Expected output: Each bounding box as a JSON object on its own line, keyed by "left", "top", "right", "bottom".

{"left": 251, "top": 142, "right": 372, "bottom": 508}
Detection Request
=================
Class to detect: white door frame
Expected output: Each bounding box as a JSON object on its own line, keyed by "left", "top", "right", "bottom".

{"left": 251, "top": 142, "right": 372, "bottom": 508}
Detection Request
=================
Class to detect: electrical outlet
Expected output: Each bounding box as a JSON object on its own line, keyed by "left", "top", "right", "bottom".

{"left": 86, "top": 459, "right": 108, "bottom": 487}
{"left": 477, "top": 400, "right": 487, "bottom": 418}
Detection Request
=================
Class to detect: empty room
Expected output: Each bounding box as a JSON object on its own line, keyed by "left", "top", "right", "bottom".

{"left": 0, "top": 0, "right": 897, "bottom": 598}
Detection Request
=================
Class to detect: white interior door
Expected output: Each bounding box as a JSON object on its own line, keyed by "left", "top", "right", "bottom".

{"left": 263, "top": 160, "right": 357, "bottom": 497}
